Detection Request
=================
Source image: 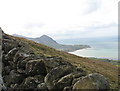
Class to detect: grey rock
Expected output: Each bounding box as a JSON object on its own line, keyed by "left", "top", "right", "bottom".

{"left": 44, "top": 65, "right": 76, "bottom": 90}
{"left": 9, "top": 70, "right": 26, "bottom": 84}
{"left": 34, "top": 75, "right": 44, "bottom": 84}
{"left": 2, "top": 39, "right": 18, "bottom": 54}
{"left": 14, "top": 52, "right": 30, "bottom": 63}
{"left": 44, "top": 56, "right": 72, "bottom": 73}
{"left": 72, "top": 73, "right": 110, "bottom": 90}
{"left": 0, "top": 74, "right": 7, "bottom": 91}
{"left": 53, "top": 74, "right": 73, "bottom": 90}
{"left": 20, "top": 77, "right": 38, "bottom": 89}
{"left": 88, "top": 73, "right": 110, "bottom": 89}
{"left": 37, "top": 83, "right": 48, "bottom": 91}
{"left": 3, "top": 75, "right": 11, "bottom": 87}
{"left": 53, "top": 67, "right": 86, "bottom": 90}
{"left": 10, "top": 84, "right": 19, "bottom": 89}
{"left": 2, "top": 66, "right": 12, "bottom": 75}
{"left": 16, "top": 54, "right": 32, "bottom": 73}
{"left": 25, "top": 59, "right": 47, "bottom": 76}
{"left": 5, "top": 48, "right": 19, "bottom": 61}
{"left": 63, "top": 86, "right": 72, "bottom": 91}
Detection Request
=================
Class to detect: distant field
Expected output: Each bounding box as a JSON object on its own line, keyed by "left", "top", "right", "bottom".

{"left": 88, "top": 57, "right": 119, "bottom": 66}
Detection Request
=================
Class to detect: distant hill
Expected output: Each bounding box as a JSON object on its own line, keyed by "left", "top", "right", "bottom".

{"left": 13, "top": 34, "right": 90, "bottom": 52}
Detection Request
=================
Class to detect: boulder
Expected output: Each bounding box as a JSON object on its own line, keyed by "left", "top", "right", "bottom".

{"left": 72, "top": 73, "right": 110, "bottom": 90}
{"left": 44, "top": 56, "right": 72, "bottom": 73}
{"left": 0, "top": 74, "right": 7, "bottom": 91}
{"left": 2, "top": 54, "right": 9, "bottom": 67}
{"left": 17, "top": 56, "right": 32, "bottom": 73}
{"left": 10, "top": 84, "right": 19, "bottom": 90}
{"left": 45, "top": 56, "right": 71, "bottom": 73}
{"left": 14, "top": 52, "right": 30, "bottom": 63}
{"left": 25, "top": 59, "right": 47, "bottom": 76}
{"left": 3, "top": 75, "right": 11, "bottom": 87}
{"left": 2, "top": 66, "right": 12, "bottom": 75}
{"left": 63, "top": 86, "right": 72, "bottom": 91}
{"left": 53, "top": 67, "right": 86, "bottom": 90}
{"left": 20, "top": 77, "right": 38, "bottom": 89}
{"left": 2, "top": 39, "right": 18, "bottom": 54}
{"left": 37, "top": 83, "right": 48, "bottom": 91}
{"left": 34, "top": 75, "right": 44, "bottom": 84}
{"left": 44, "top": 65, "right": 76, "bottom": 90}
{"left": 9, "top": 70, "right": 26, "bottom": 84}
{"left": 53, "top": 74, "right": 73, "bottom": 90}
{"left": 5, "top": 48, "right": 19, "bottom": 61}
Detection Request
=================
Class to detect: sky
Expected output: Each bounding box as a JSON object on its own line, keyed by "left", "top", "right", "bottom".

{"left": 0, "top": 0, "right": 119, "bottom": 40}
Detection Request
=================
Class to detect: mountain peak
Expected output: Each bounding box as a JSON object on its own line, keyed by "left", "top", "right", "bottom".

{"left": 40, "top": 35, "right": 51, "bottom": 38}
{"left": 39, "top": 35, "right": 55, "bottom": 42}
{"left": 34, "top": 34, "right": 58, "bottom": 45}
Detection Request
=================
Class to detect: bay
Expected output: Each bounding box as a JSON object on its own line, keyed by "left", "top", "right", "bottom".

{"left": 57, "top": 37, "right": 118, "bottom": 60}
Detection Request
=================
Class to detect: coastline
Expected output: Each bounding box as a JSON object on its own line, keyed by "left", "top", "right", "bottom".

{"left": 69, "top": 47, "right": 118, "bottom": 61}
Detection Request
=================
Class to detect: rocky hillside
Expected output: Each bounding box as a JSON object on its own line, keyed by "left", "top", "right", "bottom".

{"left": 1, "top": 29, "right": 119, "bottom": 90}
{"left": 13, "top": 34, "right": 90, "bottom": 52}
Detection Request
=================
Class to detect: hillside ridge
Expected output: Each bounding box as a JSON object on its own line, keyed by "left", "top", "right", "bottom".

{"left": 13, "top": 34, "right": 90, "bottom": 52}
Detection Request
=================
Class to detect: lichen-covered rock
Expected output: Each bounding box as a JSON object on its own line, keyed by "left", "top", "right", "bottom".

{"left": 16, "top": 54, "right": 32, "bottom": 74}
{"left": 5, "top": 48, "right": 19, "bottom": 61}
{"left": 0, "top": 74, "right": 7, "bottom": 91}
{"left": 44, "top": 65, "right": 76, "bottom": 90}
{"left": 44, "top": 56, "right": 72, "bottom": 73}
{"left": 53, "top": 74, "right": 73, "bottom": 90}
{"left": 10, "top": 84, "right": 19, "bottom": 90}
{"left": 47, "top": 67, "right": 86, "bottom": 90}
{"left": 14, "top": 52, "right": 30, "bottom": 63}
{"left": 37, "top": 83, "right": 48, "bottom": 91}
{"left": 20, "top": 77, "right": 38, "bottom": 89}
{"left": 2, "top": 66, "right": 12, "bottom": 75}
{"left": 72, "top": 73, "right": 110, "bottom": 90}
{"left": 34, "top": 75, "right": 44, "bottom": 84}
{"left": 25, "top": 59, "right": 47, "bottom": 76}
{"left": 9, "top": 70, "right": 26, "bottom": 84}
{"left": 63, "top": 86, "right": 72, "bottom": 91}
{"left": 2, "top": 39, "right": 18, "bottom": 54}
{"left": 3, "top": 75, "right": 12, "bottom": 88}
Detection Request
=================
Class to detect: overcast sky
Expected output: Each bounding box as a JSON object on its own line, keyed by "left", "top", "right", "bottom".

{"left": 0, "top": 0, "right": 119, "bottom": 40}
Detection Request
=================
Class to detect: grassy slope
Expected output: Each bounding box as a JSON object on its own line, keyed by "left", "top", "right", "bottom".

{"left": 8, "top": 34, "right": 119, "bottom": 89}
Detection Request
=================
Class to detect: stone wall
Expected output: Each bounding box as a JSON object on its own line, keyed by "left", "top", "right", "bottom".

{"left": 1, "top": 30, "right": 110, "bottom": 91}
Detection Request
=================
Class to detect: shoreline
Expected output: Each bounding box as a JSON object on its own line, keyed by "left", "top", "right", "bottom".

{"left": 69, "top": 47, "right": 118, "bottom": 61}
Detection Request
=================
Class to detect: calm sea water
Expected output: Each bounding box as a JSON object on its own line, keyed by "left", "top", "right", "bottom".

{"left": 69, "top": 47, "right": 118, "bottom": 60}
{"left": 57, "top": 37, "right": 118, "bottom": 60}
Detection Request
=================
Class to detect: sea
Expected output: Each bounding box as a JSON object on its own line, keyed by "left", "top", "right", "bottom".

{"left": 57, "top": 36, "right": 118, "bottom": 60}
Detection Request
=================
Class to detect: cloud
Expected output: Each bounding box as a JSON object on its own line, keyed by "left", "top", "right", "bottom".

{"left": 24, "top": 23, "right": 45, "bottom": 29}
{"left": 83, "top": 0, "right": 101, "bottom": 14}
{"left": 50, "top": 23, "right": 118, "bottom": 40}
{"left": 0, "top": 0, "right": 118, "bottom": 40}
{"left": 87, "top": 23, "right": 118, "bottom": 30}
